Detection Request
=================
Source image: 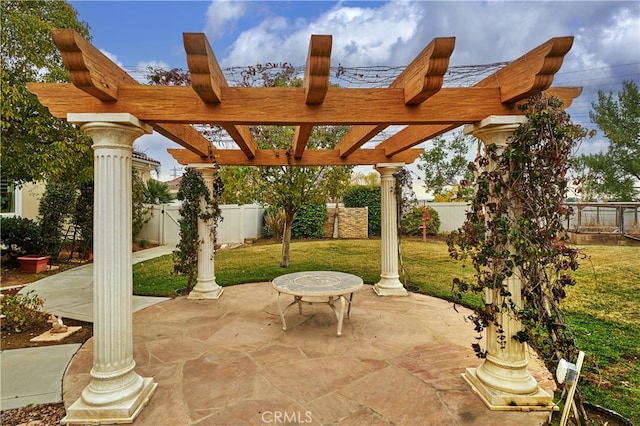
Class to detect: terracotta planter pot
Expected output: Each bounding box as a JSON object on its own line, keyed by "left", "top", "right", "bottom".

{"left": 17, "top": 255, "right": 51, "bottom": 273}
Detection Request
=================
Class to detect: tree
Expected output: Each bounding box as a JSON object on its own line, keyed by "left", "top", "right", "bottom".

{"left": 1, "top": 0, "right": 93, "bottom": 185}
{"left": 417, "top": 132, "right": 475, "bottom": 201}
{"left": 579, "top": 80, "right": 640, "bottom": 201}
{"left": 251, "top": 125, "right": 352, "bottom": 267}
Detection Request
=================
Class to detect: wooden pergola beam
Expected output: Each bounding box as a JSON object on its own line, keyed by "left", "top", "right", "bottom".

{"left": 28, "top": 84, "right": 515, "bottom": 125}
{"left": 336, "top": 37, "right": 455, "bottom": 157}
{"left": 375, "top": 37, "right": 577, "bottom": 156}
{"left": 293, "top": 35, "right": 332, "bottom": 158}
{"left": 477, "top": 36, "right": 574, "bottom": 103}
{"left": 168, "top": 148, "right": 423, "bottom": 166}
{"left": 184, "top": 33, "right": 257, "bottom": 158}
{"left": 377, "top": 87, "right": 582, "bottom": 156}
{"left": 51, "top": 29, "right": 212, "bottom": 157}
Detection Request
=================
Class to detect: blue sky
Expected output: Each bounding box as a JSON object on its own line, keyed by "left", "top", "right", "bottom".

{"left": 68, "top": 1, "right": 640, "bottom": 181}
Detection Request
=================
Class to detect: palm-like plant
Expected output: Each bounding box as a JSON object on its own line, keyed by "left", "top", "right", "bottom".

{"left": 143, "top": 179, "right": 174, "bottom": 204}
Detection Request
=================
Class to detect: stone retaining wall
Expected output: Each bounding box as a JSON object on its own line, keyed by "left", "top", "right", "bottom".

{"left": 323, "top": 207, "right": 368, "bottom": 239}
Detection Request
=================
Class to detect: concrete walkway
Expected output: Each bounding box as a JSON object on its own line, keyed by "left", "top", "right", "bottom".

{"left": 1, "top": 246, "right": 173, "bottom": 411}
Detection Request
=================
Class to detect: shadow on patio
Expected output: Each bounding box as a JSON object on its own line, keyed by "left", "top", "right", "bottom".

{"left": 64, "top": 283, "right": 555, "bottom": 425}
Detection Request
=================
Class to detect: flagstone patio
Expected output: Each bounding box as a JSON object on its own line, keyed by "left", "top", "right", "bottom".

{"left": 63, "top": 282, "right": 556, "bottom": 425}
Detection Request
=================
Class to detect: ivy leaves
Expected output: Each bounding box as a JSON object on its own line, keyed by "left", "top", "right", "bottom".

{"left": 448, "top": 94, "right": 588, "bottom": 368}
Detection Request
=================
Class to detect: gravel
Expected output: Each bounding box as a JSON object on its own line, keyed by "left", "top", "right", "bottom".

{"left": 1, "top": 403, "right": 66, "bottom": 426}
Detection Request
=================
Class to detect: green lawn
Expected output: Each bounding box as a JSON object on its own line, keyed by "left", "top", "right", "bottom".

{"left": 133, "top": 238, "right": 639, "bottom": 424}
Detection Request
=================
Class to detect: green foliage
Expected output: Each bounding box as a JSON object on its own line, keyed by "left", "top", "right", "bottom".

{"left": 418, "top": 132, "right": 475, "bottom": 200}
{"left": 343, "top": 186, "right": 381, "bottom": 236}
{"left": 401, "top": 206, "right": 440, "bottom": 236}
{"left": 448, "top": 95, "right": 590, "bottom": 418}
{"left": 132, "top": 171, "right": 152, "bottom": 238}
{"left": 173, "top": 168, "right": 222, "bottom": 292}
{"left": 1, "top": 0, "right": 93, "bottom": 185}
{"left": 38, "top": 181, "right": 75, "bottom": 259}
{"left": 143, "top": 179, "right": 174, "bottom": 204}
{"left": 0, "top": 291, "right": 48, "bottom": 333}
{"left": 291, "top": 202, "right": 328, "bottom": 239}
{"left": 217, "top": 166, "right": 256, "bottom": 204}
{"left": 579, "top": 80, "right": 640, "bottom": 201}
{"left": 0, "top": 216, "right": 43, "bottom": 262}
{"left": 72, "top": 181, "right": 93, "bottom": 254}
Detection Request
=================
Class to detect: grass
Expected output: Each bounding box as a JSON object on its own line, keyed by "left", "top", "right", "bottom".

{"left": 133, "top": 237, "right": 639, "bottom": 424}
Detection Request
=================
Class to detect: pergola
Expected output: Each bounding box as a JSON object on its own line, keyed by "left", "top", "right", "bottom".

{"left": 28, "top": 30, "right": 580, "bottom": 424}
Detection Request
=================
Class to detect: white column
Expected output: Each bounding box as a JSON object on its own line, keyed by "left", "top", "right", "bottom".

{"left": 187, "top": 165, "right": 223, "bottom": 300}
{"left": 63, "top": 114, "right": 157, "bottom": 424}
{"left": 461, "top": 116, "right": 552, "bottom": 410}
{"left": 373, "top": 163, "right": 408, "bottom": 296}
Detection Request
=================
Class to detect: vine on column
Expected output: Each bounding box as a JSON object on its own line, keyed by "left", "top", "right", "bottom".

{"left": 173, "top": 167, "right": 223, "bottom": 293}
{"left": 447, "top": 95, "right": 592, "bottom": 411}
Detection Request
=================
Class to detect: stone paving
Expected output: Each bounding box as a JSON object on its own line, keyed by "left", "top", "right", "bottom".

{"left": 63, "top": 282, "right": 556, "bottom": 425}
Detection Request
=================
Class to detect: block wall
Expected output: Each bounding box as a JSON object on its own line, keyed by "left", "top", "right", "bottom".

{"left": 323, "top": 207, "right": 368, "bottom": 239}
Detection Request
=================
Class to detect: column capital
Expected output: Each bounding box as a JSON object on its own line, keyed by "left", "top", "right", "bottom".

{"left": 464, "top": 115, "right": 527, "bottom": 148}
{"left": 68, "top": 113, "right": 153, "bottom": 134}
{"left": 375, "top": 163, "right": 405, "bottom": 175}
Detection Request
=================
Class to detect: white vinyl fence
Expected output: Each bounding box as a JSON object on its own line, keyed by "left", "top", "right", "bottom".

{"left": 427, "top": 202, "right": 470, "bottom": 233}
{"left": 137, "top": 203, "right": 265, "bottom": 246}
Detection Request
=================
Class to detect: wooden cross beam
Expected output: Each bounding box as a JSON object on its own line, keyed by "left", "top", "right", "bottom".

{"left": 375, "top": 36, "right": 577, "bottom": 156}
{"left": 335, "top": 37, "right": 455, "bottom": 158}
{"left": 184, "top": 33, "right": 257, "bottom": 158}
{"left": 50, "top": 29, "right": 213, "bottom": 157}
{"left": 293, "top": 34, "right": 332, "bottom": 159}
{"left": 168, "top": 148, "right": 423, "bottom": 166}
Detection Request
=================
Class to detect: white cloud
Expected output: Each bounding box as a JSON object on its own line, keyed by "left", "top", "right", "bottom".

{"left": 219, "top": 1, "right": 423, "bottom": 67}
{"left": 99, "top": 49, "right": 123, "bottom": 67}
{"left": 205, "top": 0, "right": 247, "bottom": 40}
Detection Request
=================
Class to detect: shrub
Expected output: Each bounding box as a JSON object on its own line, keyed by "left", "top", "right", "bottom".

{"left": 291, "top": 203, "right": 327, "bottom": 239}
{"left": 343, "top": 186, "right": 381, "bottom": 236}
{"left": 401, "top": 206, "right": 440, "bottom": 236}
{"left": 0, "top": 291, "right": 48, "bottom": 333}
{"left": 0, "top": 216, "right": 43, "bottom": 262}
{"left": 38, "top": 181, "right": 75, "bottom": 259}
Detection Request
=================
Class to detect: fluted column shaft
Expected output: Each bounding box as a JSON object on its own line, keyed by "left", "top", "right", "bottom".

{"left": 63, "top": 114, "right": 156, "bottom": 424}
{"left": 373, "top": 163, "right": 408, "bottom": 296}
{"left": 461, "top": 115, "right": 552, "bottom": 409}
{"left": 188, "top": 166, "right": 223, "bottom": 299}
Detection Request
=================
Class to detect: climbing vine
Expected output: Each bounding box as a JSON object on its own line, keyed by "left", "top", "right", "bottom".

{"left": 173, "top": 168, "right": 223, "bottom": 293}
{"left": 447, "top": 95, "right": 591, "bottom": 415}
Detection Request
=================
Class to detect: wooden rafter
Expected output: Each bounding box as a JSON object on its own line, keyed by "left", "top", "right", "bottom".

{"left": 184, "top": 33, "right": 257, "bottom": 158}
{"left": 375, "top": 36, "right": 576, "bottom": 156}
{"left": 51, "top": 29, "right": 212, "bottom": 157}
{"left": 168, "top": 148, "right": 423, "bottom": 166}
{"left": 335, "top": 37, "right": 455, "bottom": 158}
{"left": 293, "top": 34, "right": 332, "bottom": 158}
{"left": 27, "top": 85, "right": 514, "bottom": 125}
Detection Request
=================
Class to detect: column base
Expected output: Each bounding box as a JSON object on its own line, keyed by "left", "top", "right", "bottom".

{"left": 462, "top": 368, "right": 554, "bottom": 411}
{"left": 373, "top": 281, "right": 408, "bottom": 297}
{"left": 188, "top": 285, "right": 224, "bottom": 300}
{"left": 62, "top": 377, "right": 157, "bottom": 424}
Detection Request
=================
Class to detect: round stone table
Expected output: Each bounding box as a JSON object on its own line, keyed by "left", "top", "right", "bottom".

{"left": 272, "top": 271, "right": 364, "bottom": 336}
